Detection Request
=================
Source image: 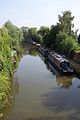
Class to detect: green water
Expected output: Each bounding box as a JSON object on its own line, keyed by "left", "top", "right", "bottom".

{"left": 1, "top": 44, "right": 80, "bottom": 120}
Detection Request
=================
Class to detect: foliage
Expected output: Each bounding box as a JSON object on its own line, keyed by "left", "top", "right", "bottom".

{"left": 40, "top": 10, "right": 79, "bottom": 58}
{"left": 0, "top": 26, "right": 13, "bottom": 76}
{"left": 28, "top": 27, "right": 37, "bottom": 41}
{"left": 0, "top": 72, "right": 11, "bottom": 110}
{"left": 33, "top": 34, "right": 42, "bottom": 43}
{"left": 21, "top": 27, "right": 43, "bottom": 43}
{"left": 28, "top": 27, "right": 37, "bottom": 36}
{"left": 0, "top": 21, "right": 22, "bottom": 110}
{"left": 21, "top": 26, "right": 29, "bottom": 41}
{"left": 0, "top": 27, "right": 12, "bottom": 109}
{"left": 4, "top": 20, "right": 23, "bottom": 49}
{"left": 38, "top": 26, "right": 49, "bottom": 36}
{"left": 58, "top": 11, "right": 74, "bottom": 35}
{"left": 55, "top": 32, "right": 78, "bottom": 56}
{"left": 43, "top": 24, "right": 61, "bottom": 47}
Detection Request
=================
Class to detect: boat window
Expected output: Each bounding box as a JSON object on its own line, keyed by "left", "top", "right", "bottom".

{"left": 61, "top": 61, "right": 70, "bottom": 70}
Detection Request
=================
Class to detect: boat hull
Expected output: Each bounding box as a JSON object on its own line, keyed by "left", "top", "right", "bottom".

{"left": 38, "top": 48, "right": 49, "bottom": 57}
{"left": 48, "top": 57, "right": 74, "bottom": 74}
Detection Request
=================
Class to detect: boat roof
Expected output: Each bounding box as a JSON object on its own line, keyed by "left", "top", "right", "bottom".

{"left": 50, "top": 52, "right": 69, "bottom": 63}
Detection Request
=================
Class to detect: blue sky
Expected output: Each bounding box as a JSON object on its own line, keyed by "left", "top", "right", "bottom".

{"left": 0, "top": 0, "right": 80, "bottom": 31}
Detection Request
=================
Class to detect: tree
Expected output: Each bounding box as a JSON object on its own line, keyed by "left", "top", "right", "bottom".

{"left": 38, "top": 26, "right": 49, "bottom": 36}
{"left": 28, "top": 27, "right": 37, "bottom": 36}
{"left": 0, "top": 25, "right": 18, "bottom": 110}
{"left": 0, "top": 26, "right": 13, "bottom": 75}
{"left": 21, "top": 26, "right": 29, "bottom": 41}
{"left": 28, "top": 27, "right": 37, "bottom": 41}
{"left": 42, "top": 24, "right": 61, "bottom": 48}
{"left": 58, "top": 11, "right": 74, "bottom": 35}
{"left": 55, "top": 32, "right": 78, "bottom": 56}
{"left": 33, "top": 34, "right": 42, "bottom": 43}
{"left": 4, "top": 20, "right": 23, "bottom": 48}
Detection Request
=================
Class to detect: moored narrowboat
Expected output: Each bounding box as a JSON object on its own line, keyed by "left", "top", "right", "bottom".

{"left": 48, "top": 52, "right": 74, "bottom": 73}
{"left": 35, "top": 43, "right": 41, "bottom": 49}
{"left": 38, "top": 47, "right": 49, "bottom": 57}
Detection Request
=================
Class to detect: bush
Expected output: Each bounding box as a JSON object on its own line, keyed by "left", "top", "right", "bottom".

{"left": 55, "top": 32, "right": 78, "bottom": 56}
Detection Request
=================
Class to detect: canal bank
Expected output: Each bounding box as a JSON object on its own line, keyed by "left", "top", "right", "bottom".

{"left": 1, "top": 44, "right": 80, "bottom": 120}
{"left": 69, "top": 59, "right": 80, "bottom": 76}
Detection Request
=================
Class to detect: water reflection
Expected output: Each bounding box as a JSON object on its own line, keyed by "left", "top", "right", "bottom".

{"left": 56, "top": 75, "right": 73, "bottom": 89}
{"left": 21, "top": 44, "right": 38, "bottom": 56}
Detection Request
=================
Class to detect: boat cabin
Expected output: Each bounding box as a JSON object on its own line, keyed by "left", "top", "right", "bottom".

{"left": 48, "top": 52, "right": 73, "bottom": 73}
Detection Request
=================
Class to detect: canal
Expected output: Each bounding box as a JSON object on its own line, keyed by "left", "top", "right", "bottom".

{"left": 1, "top": 44, "right": 80, "bottom": 120}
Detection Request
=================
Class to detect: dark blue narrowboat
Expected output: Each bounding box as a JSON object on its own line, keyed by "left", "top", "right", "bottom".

{"left": 48, "top": 52, "right": 74, "bottom": 73}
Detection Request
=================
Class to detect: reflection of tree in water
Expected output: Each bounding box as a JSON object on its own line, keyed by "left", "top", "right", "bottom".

{"left": 56, "top": 75, "right": 73, "bottom": 89}
{"left": 28, "top": 49, "right": 38, "bottom": 56}
{"left": 21, "top": 44, "right": 38, "bottom": 56}
{"left": 0, "top": 74, "right": 19, "bottom": 120}
{"left": 12, "top": 73, "right": 19, "bottom": 96}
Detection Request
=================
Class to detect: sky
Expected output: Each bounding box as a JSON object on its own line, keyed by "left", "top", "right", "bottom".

{"left": 0, "top": 0, "right": 80, "bottom": 31}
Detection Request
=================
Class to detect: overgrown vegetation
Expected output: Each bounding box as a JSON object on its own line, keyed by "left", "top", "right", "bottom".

{"left": 0, "top": 21, "right": 23, "bottom": 110}
{"left": 21, "top": 27, "right": 42, "bottom": 43}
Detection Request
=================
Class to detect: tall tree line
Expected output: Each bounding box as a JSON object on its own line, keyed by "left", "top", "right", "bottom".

{"left": 22, "top": 11, "right": 80, "bottom": 58}
{"left": 24, "top": 10, "right": 79, "bottom": 57}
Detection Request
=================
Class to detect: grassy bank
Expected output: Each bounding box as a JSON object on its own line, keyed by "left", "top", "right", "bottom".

{"left": 0, "top": 72, "right": 12, "bottom": 110}
{"left": 0, "top": 21, "right": 23, "bottom": 112}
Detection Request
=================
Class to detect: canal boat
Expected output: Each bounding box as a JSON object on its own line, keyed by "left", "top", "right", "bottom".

{"left": 35, "top": 43, "right": 41, "bottom": 49}
{"left": 38, "top": 47, "right": 49, "bottom": 57}
{"left": 48, "top": 52, "right": 74, "bottom": 73}
{"left": 31, "top": 41, "right": 36, "bottom": 45}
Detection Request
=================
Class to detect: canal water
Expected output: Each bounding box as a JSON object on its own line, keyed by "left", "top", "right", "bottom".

{"left": 1, "top": 44, "right": 80, "bottom": 120}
